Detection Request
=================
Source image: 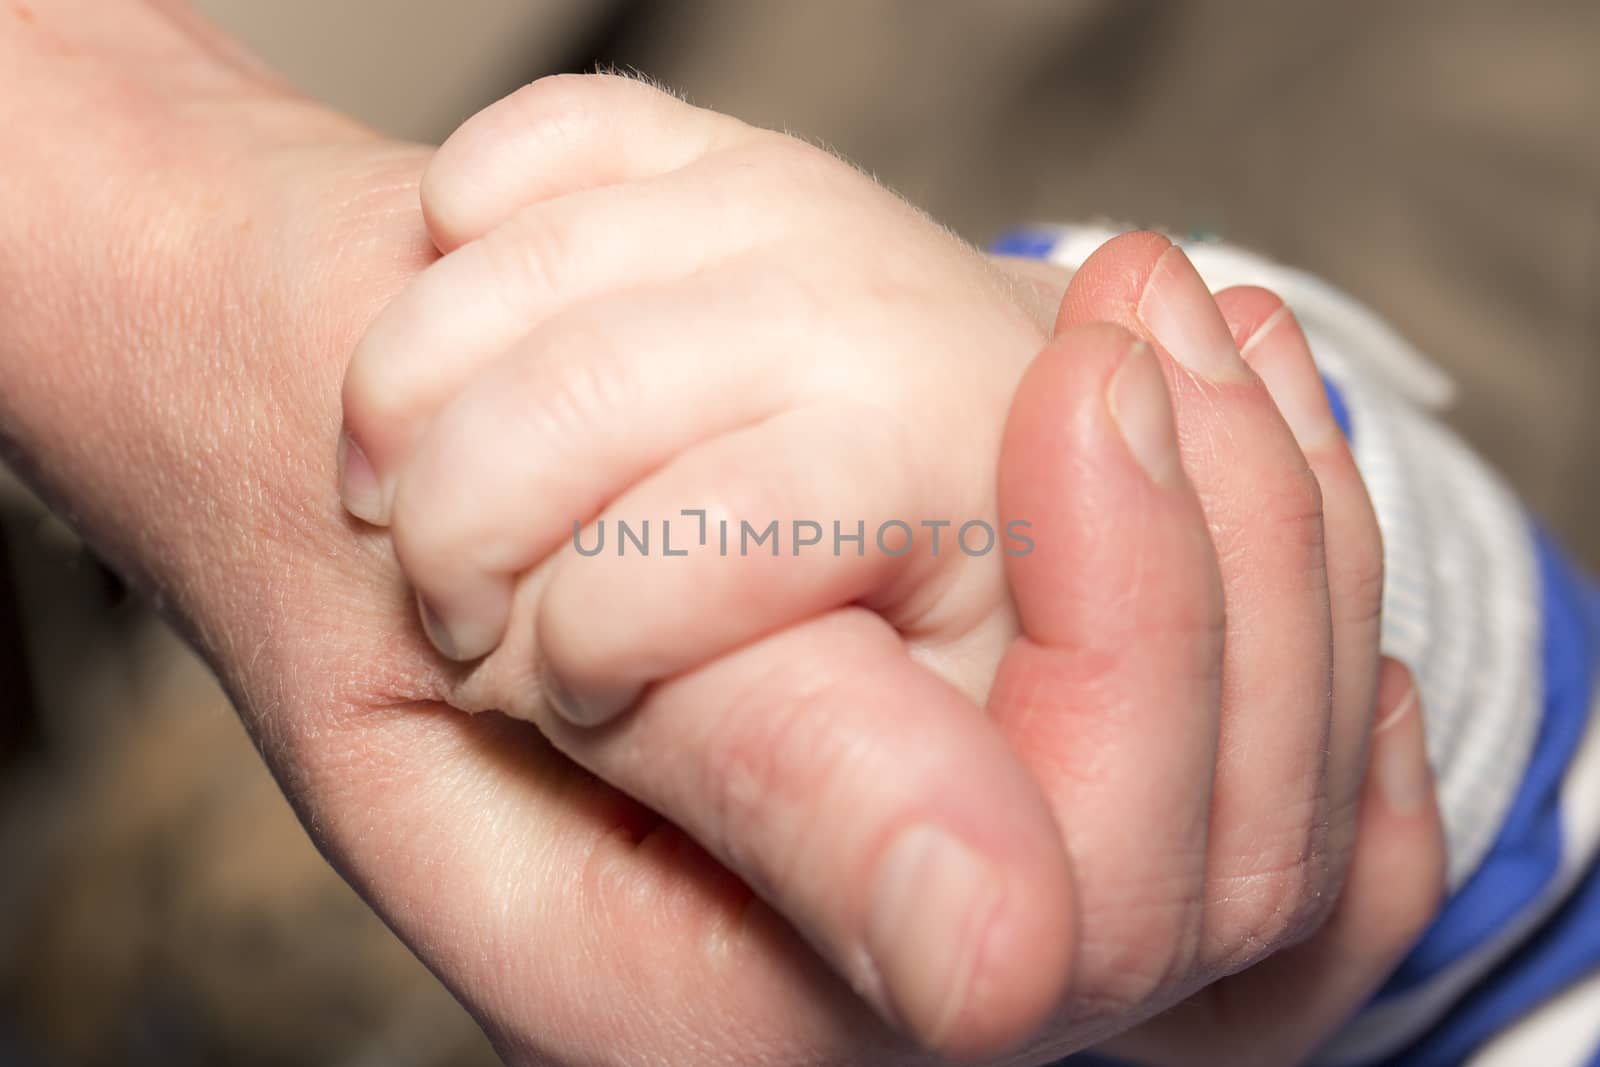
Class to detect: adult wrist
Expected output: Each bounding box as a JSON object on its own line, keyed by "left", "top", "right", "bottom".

{"left": 0, "top": 1, "right": 425, "bottom": 690}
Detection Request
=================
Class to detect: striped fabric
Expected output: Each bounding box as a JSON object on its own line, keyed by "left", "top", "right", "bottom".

{"left": 994, "top": 227, "right": 1600, "bottom": 1066}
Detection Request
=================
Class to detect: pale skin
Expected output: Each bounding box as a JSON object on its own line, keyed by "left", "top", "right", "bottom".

{"left": 344, "top": 77, "right": 1447, "bottom": 1062}
{"left": 0, "top": 4, "right": 1443, "bottom": 1064}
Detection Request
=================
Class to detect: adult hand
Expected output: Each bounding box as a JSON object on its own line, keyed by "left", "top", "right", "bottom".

{"left": 0, "top": 11, "right": 940, "bottom": 1062}
{"left": 352, "top": 82, "right": 1449, "bottom": 1063}
{"left": 993, "top": 234, "right": 1448, "bottom": 1065}
{"left": 0, "top": 7, "right": 1444, "bottom": 1064}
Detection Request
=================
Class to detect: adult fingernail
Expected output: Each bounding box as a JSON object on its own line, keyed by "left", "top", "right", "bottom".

{"left": 867, "top": 824, "right": 1003, "bottom": 1049}
{"left": 1374, "top": 683, "right": 1431, "bottom": 815}
{"left": 1243, "top": 306, "right": 1342, "bottom": 451}
{"left": 337, "top": 433, "right": 387, "bottom": 525}
{"left": 1137, "top": 245, "right": 1251, "bottom": 384}
{"left": 1108, "top": 341, "right": 1183, "bottom": 486}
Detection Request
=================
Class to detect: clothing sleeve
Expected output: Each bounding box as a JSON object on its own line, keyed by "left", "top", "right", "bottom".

{"left": 994, "top": 226, "right": 1600, "bottom": 1067}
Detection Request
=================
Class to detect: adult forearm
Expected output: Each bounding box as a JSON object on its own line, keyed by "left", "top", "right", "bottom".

{"left": 0, "top": 2, "right": 269, "bottom": 562}
{"left": 0, "top": 0, "right": 428, "bottom": 684}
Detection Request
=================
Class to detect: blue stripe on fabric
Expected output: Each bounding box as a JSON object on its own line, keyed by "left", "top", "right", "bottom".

{"left": 1374, "top": 536, "right": 1599, "bottom": 1064}
{"left": 1062, "top": 536, "right": 1598, "bottom": 1067}
{"left": 1382, "top": 848, "right": 1600, "bottom": 1067}
{"left": 1323, "top": 375, "right": 1353, "bottom": 438}
{"left": 990, "top": 228, "right": 1063, "bottom": 260}
{"left": 1377, "top": 527, "right": 1597, "bottom": 1000}
{"left": 995, "top": 233, "right": 1599, "bottom": 1062}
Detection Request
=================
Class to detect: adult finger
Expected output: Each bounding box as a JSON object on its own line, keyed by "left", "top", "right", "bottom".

{"left": 528, "top": 607, "right": 1078, "bottom": 1059}
{"left": 1101, "top": 658, "right": 1446, "bottom": 1066}
{"left": 990, "top": 321, "right": 1225, "bottom": 1013}
{"left": 1218, "top": 285, "right": 1386, "bottom": 872}
{"left": 1060, "top": 233, "right": 1343, "bottom": 967}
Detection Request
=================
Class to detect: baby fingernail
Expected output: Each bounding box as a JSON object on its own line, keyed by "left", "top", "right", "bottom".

{"left": 416, "top": 593, "right": 459, "bottom": 659}
{"left": 1108, "top": 341, "right": 1183, "bottom": 486}
{"left": 539, "top": 666, "right": 634, "bottom": 728}
{"left": 1243, "top": 307, "right": 1342, "bottom": 450}
{"left": 337, "top": 433, "right": 387, "bottom": 525}
{"left": 866, "top": 824, "right": 1002, "bottom": 1049}
{"left": 1138, "top": 245, "right": 1251, "bottom": 384}
{"left": 416, "top": 593, "right": 496, "bottom": 662}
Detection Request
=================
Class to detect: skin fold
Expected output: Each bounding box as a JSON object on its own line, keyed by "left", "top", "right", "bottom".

{"left": 0, "top": 6, "right": 1444, "bottom": 1064}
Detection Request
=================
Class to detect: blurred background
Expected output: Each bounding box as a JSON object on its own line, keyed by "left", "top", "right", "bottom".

{"left": 1, "top": 1, "right": 1596, "bottom": 1063}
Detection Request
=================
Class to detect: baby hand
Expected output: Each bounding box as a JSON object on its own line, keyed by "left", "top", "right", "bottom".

{"left": 337, "top": 76, "right": 1444, "bottom": 1062}
{"left": 339, "top": 74, "right": 1053, "bottom": 715}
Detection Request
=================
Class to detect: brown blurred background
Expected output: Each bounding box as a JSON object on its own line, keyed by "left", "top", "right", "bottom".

{"left": 1, "top": 2, "right": 1596, "bottom": 1064}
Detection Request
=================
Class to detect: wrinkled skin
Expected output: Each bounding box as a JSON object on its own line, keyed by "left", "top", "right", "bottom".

{"left": 0, "top": 6, "right": 1445, "bottom": 1065}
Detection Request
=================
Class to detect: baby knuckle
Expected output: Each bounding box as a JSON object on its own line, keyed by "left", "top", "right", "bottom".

{"left": 686, "top": 450, "right": 810, "bottom": 549}
{"left": 390, "top": 453, "right": 525, "bottom": 590}
{"left": 468, "top": 78, "right": 596, "bottom": 170}
{"left": 389, "top": 475, "right": 467, "bottom": 574}
{"left": 745, "top": 258, "right": 831, "bottom": 330}
{"left": 341, "top": 317, "right": 436, "bottom": 438}
{"left": 583, "top": 70, "right": 678, "bottom": 107}
{"left": 741, "top": 135, "right": 863, "bottom": 210}
{"left": 487, "top": 208, "right": 576, "bottom": 302}
{"left": 746, "top": 132, "right": 831, "bottom": 178}
{"left": 532, "top": 333, "right": 634, "bottom": 441}
{"left": 505, "top": 73, "right": 641, "bottom": 131}
{"left": 340, "top": 339, "right": 393, "bottom": 430}
{"left": 711, "top": 141, "right": 815, "bottom": 219}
